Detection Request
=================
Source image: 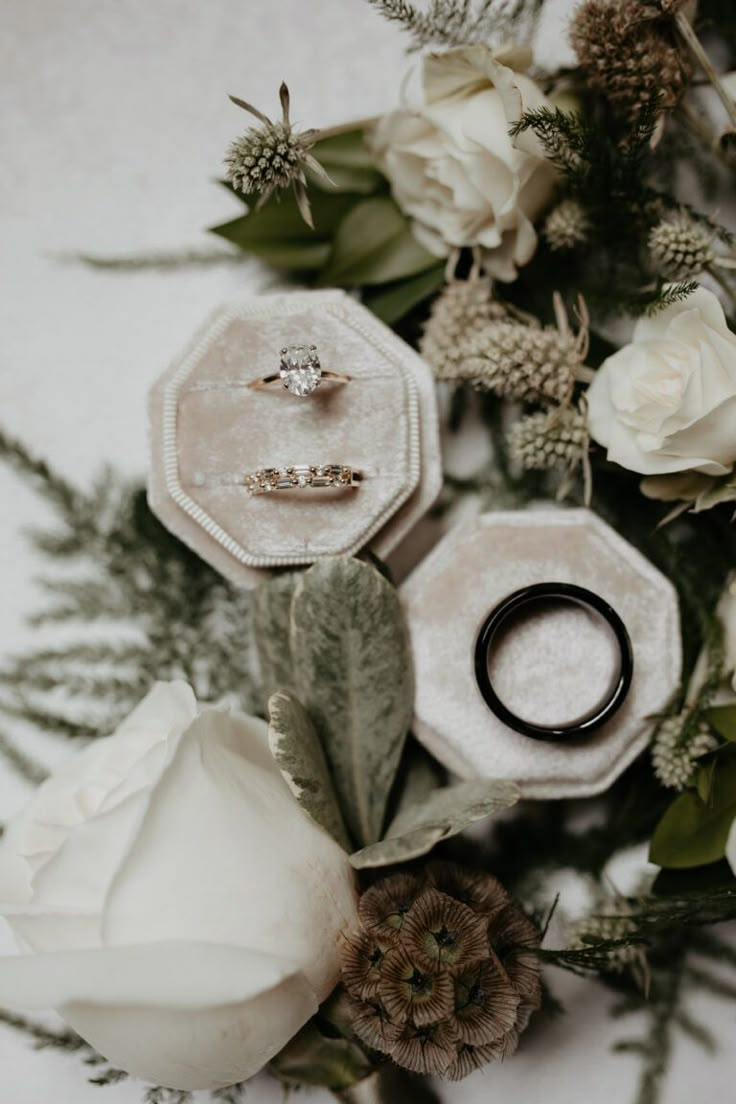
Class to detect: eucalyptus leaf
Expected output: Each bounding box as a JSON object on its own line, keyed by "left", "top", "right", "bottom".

{"left": 650, "top": 761, "right": 736, "bottom": 869}
{"left": 253, "top": 572, "right": 299, "bottom": 705}
{"left": 364, "top": 263, "right": 446, "bottom": 324}
{"left": 706, "top": 704, "right": 736, "bottom": 742}
{"left": 269, "top": 1021, "right": 374, "bottom": 1092}
{"left": 350, "top": 779, "right": 520, "bottom": 869}
{"left": 290, "top": 557, "right": 414, "bottom": 848}
{"left": 319, "top": 197, "right": 439, "bottom": 287}
{"left": 267, "top": 690, "right": 351, "bottom": 851}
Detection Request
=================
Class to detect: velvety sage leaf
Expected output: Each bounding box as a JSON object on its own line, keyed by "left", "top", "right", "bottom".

{"left": 650, "top": 761, "right": 736, "bottom": 869}
{"left": 390, "top": 740, "right": 447, "bottom": 821}
{"left": 253, "top": 572, "right": 299, "bottom": 705}
{"left": 290, "top": 557, "right": 414, "bottom": 848}
{"left": 364, "top": 263, "right": 446, "bottom": 324}
{"left": 270, "top": 1021, "right": 374, "bottom": 1092}
{"left": 309, "top": 130, "right": 386, "bottom": 194}
{"left": 351, "top": 779, "right": 520, "bottom": 869}
{"left": 267, "top": 690, "right": 351, "bottom": 851}
{"left": 706, "top": 705, "right": 736, "bottom": 742}
{"left": 319, "top": 197, "right": 439, "bottom": 287}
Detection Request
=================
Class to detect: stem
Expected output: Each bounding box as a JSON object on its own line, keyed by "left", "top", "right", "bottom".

{"left": 675, "top": 102, "right": 736, "bottom": 169}
{"left": 705, "top": 264, "right": 736, "bottom": 313}
{"left": 674, "top": 11, "right": 736, "bottom": 130}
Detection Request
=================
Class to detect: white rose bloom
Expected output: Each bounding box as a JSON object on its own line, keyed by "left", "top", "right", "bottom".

{"left": 0, "top": 682, "right": 358, "bottom": 1090}
{"left": 587, "top": 286, "right": 736, "bottom": 476}
{"left": 371, "top": 45, "right": 556, "bottom": 281}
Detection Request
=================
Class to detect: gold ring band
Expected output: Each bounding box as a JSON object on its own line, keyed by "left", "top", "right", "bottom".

{"left": 245, "top": 464, "right": 362, "bottom": 496}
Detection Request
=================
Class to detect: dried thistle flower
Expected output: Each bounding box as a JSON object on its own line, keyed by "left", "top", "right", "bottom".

{"left": 544, "top": 199, "right": 590, "bottom": 252}
{"left": 459, "top": 293, "right": 591, "bottom": 406}
{"left": 651, "top": 711, "right": 718, "bottom": 790}
{"left": 223, "top": 82, "right": 330, "bottom": 227}
{"left": 569, "top": 896, "right": 649, "bottom": 989}
{"left": 341, "top": 865, "right": 541, "bottom": 1079}
{"left": 648, "top": 214, "right": 716, "bottom": 279}
{"left": 571, "top": 0, "right": 690, "bottom": 125}
{"left": 508, "top": 404, "right": 592, "bottom": 503}
{"left": 419, "top": 273, "right": 507, "bottom": 382}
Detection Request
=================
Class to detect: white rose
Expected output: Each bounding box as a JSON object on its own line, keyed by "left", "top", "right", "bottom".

{"left": 371, "top": 45, "right": 556, "bottom": 280}
{"left": 0, "top": 682, "right": 358, "bottom": 1091}
{"left": 587, "top": 286, "right": 736, "bottom": 476}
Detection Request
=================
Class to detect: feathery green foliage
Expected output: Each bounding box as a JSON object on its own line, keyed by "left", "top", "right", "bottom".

{"left": 366, "top": 0, "right": 542, "bottom": 50}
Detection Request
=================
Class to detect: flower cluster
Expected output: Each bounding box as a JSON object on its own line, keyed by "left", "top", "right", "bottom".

{"left": 651, "top": 711, "right": 718, "bottom": 791}
{"left": 341, "top": 864, "right": 541, "bottom": 1080}
{"left": 419, "top": 275, "right": 507, "bottom": 381}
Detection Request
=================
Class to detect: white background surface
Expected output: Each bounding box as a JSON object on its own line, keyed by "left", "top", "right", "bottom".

{"left": 1, "top": 1, "right": 734, "bottom": 1101}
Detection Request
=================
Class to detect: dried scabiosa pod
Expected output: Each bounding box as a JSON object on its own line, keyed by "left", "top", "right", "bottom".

{"left": 341, "top": 863, "right": 542, "bottom": 1080}
{"left": 570, "top": 0, "right": 691, "bottom": 126}
{"left": 223, "top": 82, "right": 331, "bottom": 227}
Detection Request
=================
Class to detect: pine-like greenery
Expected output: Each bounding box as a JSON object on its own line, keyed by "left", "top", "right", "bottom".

{"left": 366, "top": 0, "right": 542, "bottom": 50}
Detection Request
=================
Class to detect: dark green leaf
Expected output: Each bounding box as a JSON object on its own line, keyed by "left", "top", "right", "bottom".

{"left": 706, "top": 704, "right": 736, "bottom": 743}
{"left": 363, "top": 263, "right": 446, "bottom": 324}
{"left": 319, "top": 197, "right": 439, "bottom": 287}
{"left": 650, "top": 761, "right": 736, "bottom": 868}
{"left": 290, "top": 557, "right": 414, "bottom": 848}
{"left": 309, "top": 130, "right": 386, "bottom": 194}
{"left": 269, "top": 1022, "right": 374, "bottom": 1092}
{"left": 267, "top": 690, "right": 351, "bottom": 850}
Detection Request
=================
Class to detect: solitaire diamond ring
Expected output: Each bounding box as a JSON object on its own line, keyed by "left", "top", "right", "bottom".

{"left": 245, "top": 464, "right": 362, "bottom": 495}
{"left": 248, "top": 344, "right": 351, "bottom": 397}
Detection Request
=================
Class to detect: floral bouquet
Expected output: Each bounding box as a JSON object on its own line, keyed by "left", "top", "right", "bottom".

{"left": 2, "top": 2, "right": 736, "bottom": 1104}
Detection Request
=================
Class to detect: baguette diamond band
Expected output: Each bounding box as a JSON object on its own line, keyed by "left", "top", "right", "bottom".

{"left": 245, "top": 464, "right": 362, "bottom": 495}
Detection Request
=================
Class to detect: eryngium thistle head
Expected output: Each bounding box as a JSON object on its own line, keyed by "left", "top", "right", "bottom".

{"left": 224, "top": 82, "right": 328, "bottom": 227}
{"left": 508, "top": 406, "right": 589, "bottom": 472}
{"left": 544, "top": 199, "right": 590, "bottom": 252}
{"left": 459, "top": 303, "right": 588, "bottom": 405}
{"left": 652, "top": 712, "right": 718, "bottom": 791}
{"left": 341, "top": 863, "right": 541, "bottom": 1080}
{"left": 571, "top": 0, "right": 690, "bottom": 124}
{"left": 419, "top": 276, "right": 507, "bottom": 381}
{"left": 648, "top": 215, "right": 716, "bottom": 279}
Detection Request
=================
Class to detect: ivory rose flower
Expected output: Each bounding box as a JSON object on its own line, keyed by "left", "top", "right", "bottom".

{"left": 371, "top": 45, "right": 556, "bottom": 280}
{"left": 586, "top": 286, "right": 736, "bottom": 476}
{"left": 0, "top": 682, "right": 358, "bottom": 1090}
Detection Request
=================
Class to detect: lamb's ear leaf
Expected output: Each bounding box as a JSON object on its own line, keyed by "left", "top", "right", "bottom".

{"left": 290, "top": 556, "right": 414, "bottom": 848}
{"left": 267, "top": 690, "right": 351, "bottom": 852}
{"left": 253, "top": 572, "right": 300, "bottom": 706}
{"left": 350, "top": 779, "right": 520, "bottom": 869}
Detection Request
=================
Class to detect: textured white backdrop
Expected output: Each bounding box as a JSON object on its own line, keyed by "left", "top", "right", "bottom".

{"left": 1, "top": 1, "right": 734, "bottom": 1101}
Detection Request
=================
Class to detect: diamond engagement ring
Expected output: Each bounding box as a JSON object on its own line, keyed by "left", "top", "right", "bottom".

{"left": 245, "top": 464, "right": 362, "bottom": 495}
{"left": 248, "top": 344, "right": 351, "bottom": 397}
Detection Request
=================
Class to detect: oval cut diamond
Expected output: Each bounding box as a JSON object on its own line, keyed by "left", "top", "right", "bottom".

{"left": 280, "top": 344, "right": 322, "bottom": 396}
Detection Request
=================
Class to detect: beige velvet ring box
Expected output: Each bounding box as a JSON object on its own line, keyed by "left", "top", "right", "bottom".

{"left": 401, "top": 509, "right": 682, "bottom": 801}
{"left": 148, "top": 290, "right": 442, "bottom": 587}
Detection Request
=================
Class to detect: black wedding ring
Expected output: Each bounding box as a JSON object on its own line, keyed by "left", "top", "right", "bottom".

{"left": 474, "top": 582, "right": 633, "bottom": 742}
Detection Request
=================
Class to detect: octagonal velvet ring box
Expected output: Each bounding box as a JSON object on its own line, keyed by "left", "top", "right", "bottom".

{"left": 401, "top": 509, "right": 682, "bottom": 800}
{"left": 148, "top": 290, "right": 442, "bottom": 587}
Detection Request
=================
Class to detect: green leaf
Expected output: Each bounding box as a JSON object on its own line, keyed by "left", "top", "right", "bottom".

{"left": 309, "top": 130, "right": 386, "bottom": 194}
{"left": 253, "top": 572, "right": 299, "bottom": 706}
{"left": 650, "top": 761, "right": 736, "bottom": 869}
{"left": 290, "top": 557, "right": 414, "bottom": 848}
{"left": 210, "top": 189, "right": 362, "bottom": 270}
{"left": 706, "top": 704, "right": 736, "bottom": 742}
{"left": 269, "top": 1022, "right": 374, "bottom": 1092}
{"left": 363, "top": 263, "right": 446, "bottom": 324}
{"left": 319, "top": 197, "right": 439, "bottom": 287}
{"left": 267, "top": 690, "right": 351, "bottom": 851}
{"left": 350, "top": 779, "right": 520, "bottom": 869}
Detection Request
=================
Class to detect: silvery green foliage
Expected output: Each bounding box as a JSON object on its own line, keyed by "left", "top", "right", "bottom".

{"left": 253, "top": 572, "right": 299, "bottom": 708}
{"left": 268, "top": 690, "right": 352, "bottom": 851}
{"left": 350, "top": 778, "right": 520, "bottom": 868}
{"left": 289, "top": 558, "right": 414, "bottom": 848}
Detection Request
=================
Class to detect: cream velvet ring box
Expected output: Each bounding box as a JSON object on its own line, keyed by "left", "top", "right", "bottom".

{"left": 148, "top": 290, "right": 442, "bottom": 586}
{"left": 401, "top": 509, "right": 682, "bottom": 801}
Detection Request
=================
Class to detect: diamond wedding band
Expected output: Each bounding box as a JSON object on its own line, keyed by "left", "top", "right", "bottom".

{"left": 248, "top": 344, "right": 351, "bottom": 397}
{"left": 245, "top": 464, "right": 362, "bottom": 496}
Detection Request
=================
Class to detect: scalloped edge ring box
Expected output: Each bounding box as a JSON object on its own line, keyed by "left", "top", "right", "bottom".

{"left": 401, "top": 508, "right": 682, "bottom": 800}
{"left": 148, "top": 290, "right": 442, "bottom": 587}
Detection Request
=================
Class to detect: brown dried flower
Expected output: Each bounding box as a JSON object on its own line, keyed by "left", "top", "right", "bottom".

{"left": 341, "top": 863, "right": 542, "bottom": 1079}
{"left": 571, "top": 0, "right": 690, "bottom": 125}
